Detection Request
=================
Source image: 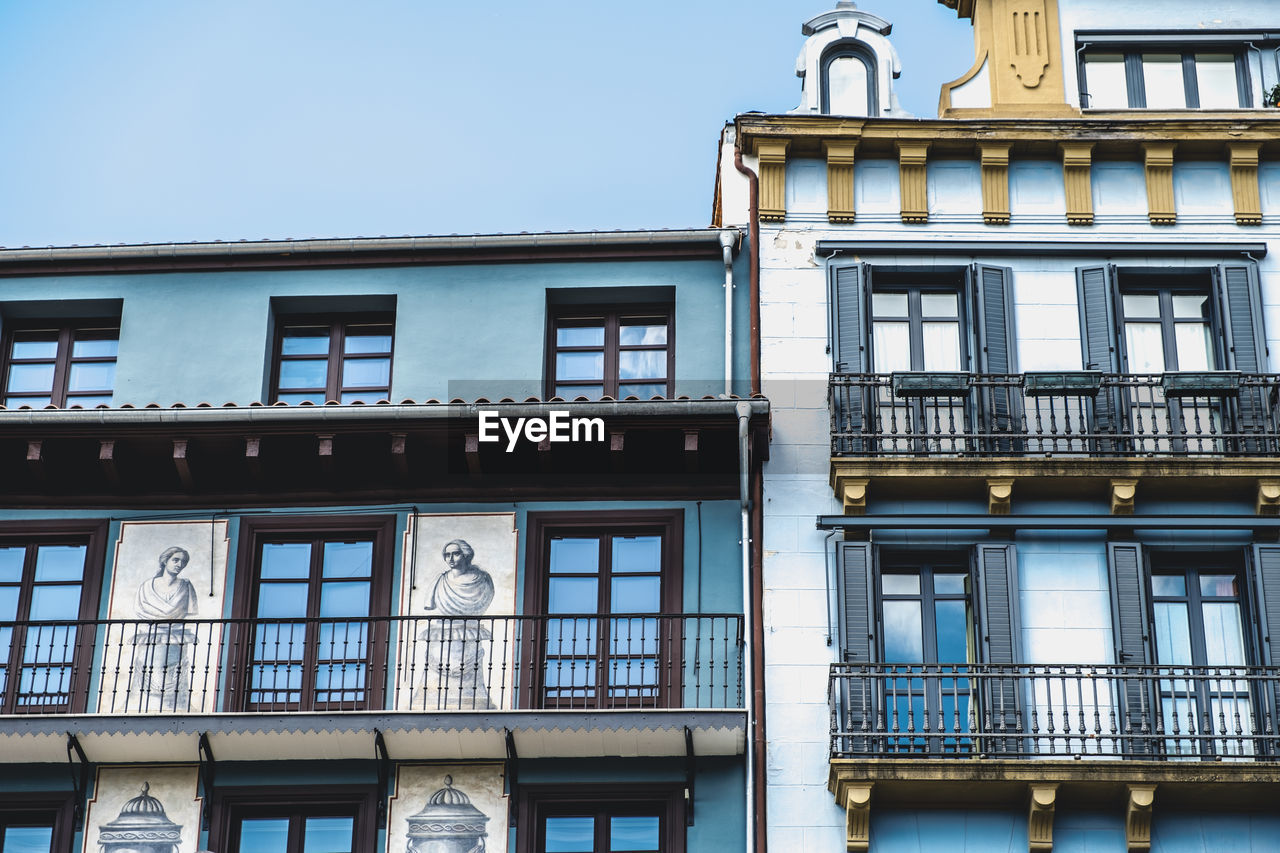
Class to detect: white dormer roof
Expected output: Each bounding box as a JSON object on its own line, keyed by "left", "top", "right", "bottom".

{"left": 793, "top": 1, "right": 910, "bottom": 117}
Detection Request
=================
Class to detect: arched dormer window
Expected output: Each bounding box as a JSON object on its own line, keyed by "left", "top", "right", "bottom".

{"left": 821, "top": 43, "right": 877, "bottom": 115}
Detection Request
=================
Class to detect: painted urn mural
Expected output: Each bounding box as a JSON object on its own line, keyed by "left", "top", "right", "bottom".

{"left": 97, "top": 782, "right": 182, "bottom": 853}
{"left": 405, "top": 775, "right": 490, "bottom": 853}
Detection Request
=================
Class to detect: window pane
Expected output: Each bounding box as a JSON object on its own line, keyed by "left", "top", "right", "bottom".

{"left": 343, "top": 333, "right": 392, "bottom": 354}
{"left": 611, "top": 816, "right": 660, "bottom": 851}
{"left": 1195, "top": 54, "right": 1240, "bottom": 108}
{"left": 319, "top": 581, "right": 371, "bottom": 617}
{"left": 883, "top": 600, "right": 924, "bottom": 662}
{"left": 256, "top": 582, "right": 309, "bottom": 618}
{"left": 556, "top": 385, "right": 604, "bottom": 399}
{"left": 34, "top": 545, "right": 86, "bottom": 582}
{"left": 1199, "top": 575, "right": 1238, "bottom": 597}
{"left": 934, "top": 599, "right": 968, "bottom": 662}
{"left": 1201, "top": 601, "right": 1246, "bottom": 666}
{"left": 339, "top": 392, "right": 382, "bottom": 404}
{"left": 7, "top": 364, "right": 55, "bottom": 393}
{"left": 1124, "top": 323, "right": 1165, "bottom": 373}
{"left": 546, "top": 816, "right": 595, "bottom": 853}
{"left": 827, "top": 54, "right": 869, "bottom": 115}
{"left": 618, "top": 383, "right": 667, "bottom": 399}
{"left": 237, "top": 818, "right": 290, "bottom": 853}
{"left": 28, "top": 584, "right": 81, "bottom": 620}
{"left": 1122, "top": 294, "right": 1160, "bottom": 319}
{"left": 1154, "top": 601, "right": 1193, "bottom": 665}
{"left": 882, "top": 574, "right": 920, "bottom": 595}
{"left": 1151, "top": 575, "right": 1186, "bottom": 596}
{"left": 1171, "top": 294, "right": 1210, "bottom": 320}
{"left": 922, "top": 322, "right": 961, "bottom": 371}
{"left": 619, "top": 323, "right": 667, "bottom": 346}
{"left": 1142, "top": 54, "right": 1187, "bottom": 109}
{"left": 1174, "top": 323, "right": 1213, "bottom": 371}
{"left": 619, "top": 350, "right": 666, "bottom": 380}
{"left": 262, "top": 543, "right": 312, "bottom": 579}
{"left": 72, "top": 338, "right": 118, "bottom": 358}
{"left": 557, "top": 326, "right": 605, "bottom": 347}
{"left": 302, "top": 816, "right": 354, "bottom": 853}
{"left": 872, "top": 292, "right": 908, "bottom": 316}
{"left": 872, "top": 322, "right": 911, "bottom": 373}
{"left": 921, "top": 293, "right": 958, "bottom": 319}
{"left": 279, "top": 359, "right": 328, "bottom": 390}
{"left": 551, "top": 538, "right": 600, "bottom": 574}
{"left": 276, "top": 392, "right": 326, "bottom": 405}
{"left": 612, "top": 536, "right": 661, "bottom": 573}
{"left": 0, "top": 546, "right": 26, "bottom": 582}
{"left": 322, "top": 541, "right": 373, "bottom": 578}
{"left": 611, "top": 576, "right": 661, "bottom": 612}
{"left": 66, "top": 394, "right": 111, "bottom": 408}
{"left": 549, "top": 577, "right": 599, "bottom": 613}
{"left": 67, "top": 362, "right": 115, "bottom": 392}
{"left": 934, "top": 573, "right": 966, "bottom": 594}
{"left": 2, "top": 825, "right": 54, "bottom": 853}
{"left": 1083, "top": 54, "right": 1128, "bottom": 108}
{"left": 0, "top": 586, "right": 19, "bottom": 620}
{"left": 11, "top": 340, "right": 58, "bottom": 360}
{"left": 281, "top": 329, "right": 331, "bottom": 355}
{"left": 341, "top": 357, "right": 390, "bottom": 388}
{"left": 557, "top": 352, "right": 604, "bottom": 382}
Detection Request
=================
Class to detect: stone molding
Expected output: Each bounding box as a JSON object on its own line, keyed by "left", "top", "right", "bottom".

{"left": 1142, "top": 142, "right": 1177, "bottom": 225}
{"left": 1229, "top": 142, "right": 1263, "bottom": 226}
{"left": 896, "top": 141, "right": 931, "bottom": 224}
{"left": 824, "top": 140, "right": 858, "bottom": 224}
{"left": 1060, "top": 142, "right": 1095, "bottom": 225}
{"left": 756, "top": 140, "right": 790, "bottom": 222}
{"left": 980, "top": 143, "right": 1012, "bottom": 224}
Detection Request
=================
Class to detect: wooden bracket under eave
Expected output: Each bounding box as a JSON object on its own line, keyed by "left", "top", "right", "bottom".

{"left": 979, "top": 143, "right": 1011, "bottom": 225}
{"left": 987, "top": 477, "right": 1014, "bottom": 514}
{"left": 1258, "top": 479, "right": 1280, "bottom": 515}
{"left": 844, "top": 783, "right": 873, "bottom": 853}
{"left": 1126, "top": 785, "right": 1155, "bottom": 852}
{"left": 1110, "top": 478, "right": 1138, "bottom": 515}
{"left": 1061, "top": 142, "right": 1095, "bottom": 226}
{"left": 825, "top": 140, "right": 858, "bottom": 224}
{"left": 1028, "top": 783, "right": 1058, "bottom": 853}
{"left": 841, "top": 478, "right": 869, "bottom": 515}
{"left": 173, "top": 438, "right": 193, "bottom": 490}
{"left": 896, "top": 141, "right": 930, "bottom": 224}
{"left": 1142, "top": 143, "right": 1176, "bottom": 226}
{"left": 756, "top": 140, "right": 790, "bottom": 222}
{"left": 1229, "top": 142, "right": 1263, "bottom": 226}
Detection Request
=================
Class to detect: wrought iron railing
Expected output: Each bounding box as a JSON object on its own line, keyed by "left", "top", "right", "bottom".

{"left": 830, "top": 662, "right": 1280, "bottom": 761}
{"left": 0, "top": 613, "right": 743, "bottom": 715}
{"left": 830, "top": 372, "right": 1280, "bottom": 456}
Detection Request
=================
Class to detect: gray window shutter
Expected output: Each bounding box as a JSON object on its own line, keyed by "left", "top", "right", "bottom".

{"left": 836, "top": 541, "right": 876, "bottom": 755}
{"left": 1217, "top": 263, "right": 1269, "bottom": 446}
{"left": 1076, "top": 264, "right": 1121, "bottom": 440}
{"left": 830, "top": 263, "right": 869, "bottom": 452}
{"left": 1107, "top": 541, "right": 1153, "bottom": 754}
{"left": 1252, "top": 544, "right": 1280, "bottom": 666}
{"left": 975, "top": 543, "right": 1021, "bottom": 750}
{"left": 974, "top": 264, "right": 1018, "bottom": 445}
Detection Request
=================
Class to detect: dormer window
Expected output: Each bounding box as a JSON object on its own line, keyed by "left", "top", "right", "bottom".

{"left": 1077, "top": 32, "right": 1262, "bottom": 110}
{"left": 822, "top": 44, "right": 877, "bottom": 115}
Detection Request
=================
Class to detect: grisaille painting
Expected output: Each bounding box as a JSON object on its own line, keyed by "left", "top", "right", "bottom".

{"left": 396, "top": 514, "right": 518, "bottom": 711}
{"left": 83, "top": 765, "right": 200, "bottom": 853}
{"left": 98, "top": 520, "right": 229, "bottom": 714}
{"left": 387, "top": 763, "right": 508, "bottom": 853}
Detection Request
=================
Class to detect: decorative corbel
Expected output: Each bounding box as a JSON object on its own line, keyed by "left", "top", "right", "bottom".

{"left": 841, "top": 478, "right": 869, "bottom": 515}
{"left": 757, "top": 140, "right": 790, "bottom": 222}
{"left": 1142, "top": 143, "right": 1176, "bottom": 225}
{"left": 1028, "top": 784, "right": 1058, "bottom": 852}
{"left": 1110, "top": 478, "right": 1138, "bottom": 515}
{"left": 1258, "top": 480, "right": 1280, "bottom": 515}
{"left": 1229, "top": 143, "right": 1263, "bottom": 226}
{"left": 986, "top": 478, "right": 1014, "bottom": 515}
{"left": 896, "top": 141, "right": 930, "bottom": 224}
{"left": 844, "top": 783, "right": 873, "bottom": 853}
{"left": 1060, "top": 142, "right": 1095, "bottom": 225}
{"left": 979, "top": 143, "right": 1012, "bottom": 224}
{"left": 1125, "top": 784, "right": 1156, "bottom": 852}
{"left": 824, "top": 140, "right": 858, "bottom": 224}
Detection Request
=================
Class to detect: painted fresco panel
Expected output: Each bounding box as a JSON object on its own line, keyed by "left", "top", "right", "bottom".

{"left": 396, "top": 514, "right": 519, "bottom": 711}
{"left": 84, "top": 765, "right": 200, "bottom": 853}
{"left": 98, "top": 521, "right": 230, "bottom": 714}
{"left": 387, "top": 763, "right": 507, "bottom": 853}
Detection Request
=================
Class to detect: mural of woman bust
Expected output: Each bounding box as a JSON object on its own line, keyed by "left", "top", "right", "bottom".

{"left": 131, "top": 546, "right": 199, "bottom": 711}
{"left": 419, "top": 539, "right": 496, "bottom": 710}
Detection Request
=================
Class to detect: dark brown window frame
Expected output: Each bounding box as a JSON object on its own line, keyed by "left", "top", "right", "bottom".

{"left": 0, "top": 520, "right": 108, "bottom": 715}
{"left": 269, "top": 313, "right": 395, "bottom": 405}
{"left": 228, "top": 515, "right": 396, "bottom": 712}
{"left": 523, "top": 510, "right": 684, "bottom": 709}
{"left": 1, "top": 320, "right": 119, "bottom": 409}
{"left": 0, "top": 792, "right": 76, "bottom": 853}
{"left": 516, "top": 783, "right": 686, "bottom": 853}
{"left": 546, "top": 304, "right": 675, "bottom": 400}
{"left": 209, "top": 785, "right": 378, "bottom": 853}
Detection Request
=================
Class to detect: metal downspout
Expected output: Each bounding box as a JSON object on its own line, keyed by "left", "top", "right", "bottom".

{"left": 721, "top": 230, "right": 737, "bottom": 397}
{"left": 735, "top": 400, "right": 754, "bottom": 853}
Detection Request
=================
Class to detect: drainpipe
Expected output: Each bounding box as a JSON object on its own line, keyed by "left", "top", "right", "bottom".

{"left": 735, "top": 400, "right": 754, "bottom": 853}
{"left": 721, "top": 230, "right": 737, "bottom": 397}
{"left": 734, "top": 146, "right": 762, "bottom": 397}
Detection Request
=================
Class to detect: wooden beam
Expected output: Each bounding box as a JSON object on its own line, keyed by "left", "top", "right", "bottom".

{"left": 26, "top": 440, "right": 44, "bottom": 481}
{"left": 537, "top": 436, "right": 553, "bottom": 472}
{"left": 390, "top": 433, "right": 408, "bottom": 480}
{"left": 99, "top": 440, "right": 118, "bottom": 486}
{"left": 610, "top": 430, "right": 625, "bottom": 472}
{"left": 173, "top": 439, "right": 193, "bottom": 490}
{"left": 465, "top": 433, "right": 481, "bottom": 475}
{"left": 244, "top": 436, "right": 262, "bottom": 481}
{"left": 317, "top": 434, "right": 334, "bottom": 476}
{"left": 683, "top": 429, "right": 699, "bottom": 474}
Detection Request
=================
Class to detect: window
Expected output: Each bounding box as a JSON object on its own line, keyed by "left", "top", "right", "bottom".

{"left": 0, "top": 797, "right": 73, "bottom": 853}
{"left": 271, "top": 316, "right": 393, "bottom": 404}
{"left": 518, "top": 786, "right": 686, "bottom": 853}
{"left": 232, "top": 517, "right": 393, "bottom": 712}
{"left": 1079, "top": 43, "right": 1253, "bottom": 109}
{"left": 211, "top": 789, "right": 377, "bottom": 853}
{"left": 548, "top": 308, "right": 672, "bottom": 400}
{"left": 0, "top": 525, "right": 105, "bottom": 714}
{"left": 870, "top": 288, "right": 964, "bottom": 373}
{"left": 1119, "top": 286, "right": 1216, "bottom": 374}
{"left": 1, "top": 322, "right": 118, "bottom": 408}
{"left": 524, "top": 512, "right": 682, "bottom": 709}
{"left": 821, "top": 43, "right": 876, "bottom": 116}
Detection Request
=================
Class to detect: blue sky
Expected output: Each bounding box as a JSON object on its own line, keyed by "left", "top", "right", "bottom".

{"left": 0, "top": 1, "right": 971, "bottom": 247}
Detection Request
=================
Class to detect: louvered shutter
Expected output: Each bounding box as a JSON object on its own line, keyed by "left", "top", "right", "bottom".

{"left": 1217, "top": 263, "right": 1269, "bottom": 449}
{"left": 1076, "top": 265, "right": 1121, "bottom": 446}
{"left": 976, "top": 544, "right": 1021, "bottom": 753}
{"left": 831, "top": 263, "right": 870, "bottom": 453}
{"left": 836, "top": 541, "right": 876, "bottom": 755}
{"left": 1252, "top": 545, "right": 1280, "bottom": 666}
{"left": 1107, "top": 542, "right": 1153, "bottom": 754}
{"left": 975, "top": 264, "right": 1018, "bottom": 448}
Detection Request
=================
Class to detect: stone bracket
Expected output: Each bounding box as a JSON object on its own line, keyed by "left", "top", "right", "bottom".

{"left": 1110, "top": 478, "right": 1138, "bottom": 515}
{"left": 757, "top": 140, "right": 790, "bottom": 222}
{"left": 1229, "top": 142, "right": 1263, "bottom": 226}
{"left": 1028, "top": 783, "right": 1058, "bottom": 852}
{"left": 1259, "top": 479, "right": 1280, "bottom": 516}
{"left": 825, "top": 140, "right": 858, "bottom": 223}
{"left": 1061, "top": 142, "right": 1095, "bottom": 226}
{"left": 841, "top": 478, "right": 869, "bottom": 515}
{"left": 844, "top": 783, "right": 873, "bottom": 852}
{"left": 1126, "top": 784, "right": 1155, "bottom": 851}
{"left": 987, "top": 477, "right": 1014, "bottom": 514}
{"left": 980, "top": 143, "right": 1012, "bottom": 224}
{"left": 1143, "top": 143, "right": 1176, "bottom": 226}
{"left": 896, "top": 141, "right": 930, "bottom": 224}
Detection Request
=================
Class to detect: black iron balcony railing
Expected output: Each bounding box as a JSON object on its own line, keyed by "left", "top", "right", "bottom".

{"left": 0, "top": 613, "right": 743, "bottom": 715}
{"left": 830, "top": 662, "right": 1280, "bottom": 761}
{"left": 830, "top": 372, "right": 1280, "bottom": 456}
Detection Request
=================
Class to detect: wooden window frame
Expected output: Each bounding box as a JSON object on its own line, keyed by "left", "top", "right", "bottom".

{"left": 523, "top": 510, "right": 684, "bottom": 709}
{"left": 1078, "top": 44, "right": 1253, "bottom": 109}
{"left": 546, "top": 305, "right": 674, "bottom": 400}
{"left": 0, "top": 520, "right": 108, "bottom": 715}
{"left": 228, "top": 515, "right": 395, "bottom": 712}
{"left": 516, "top": 784, "right": 686, "bottom": 853}
{"left": 0, "top": 793, "right": 76, "bottom": 853}
{"left": 209, "top": 785, "right": 378, "bottom": 853}
{"left": 1, "top": 320, "right": 119, "bottom": 409}
{"left": 269, "top": 313, "right": 395, "bottom": 404}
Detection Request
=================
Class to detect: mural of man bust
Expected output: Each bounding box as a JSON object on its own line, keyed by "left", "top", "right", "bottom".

{"left": 425, "top": 539, "right": 495, "bottom": 616}
{"left": 417, "top": 539, "right": 497, "bottom": 710}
